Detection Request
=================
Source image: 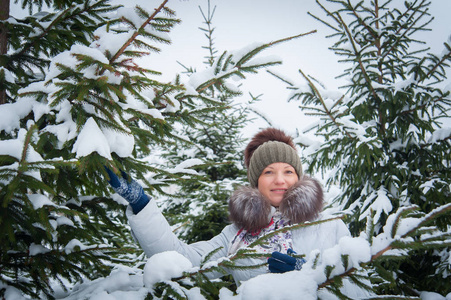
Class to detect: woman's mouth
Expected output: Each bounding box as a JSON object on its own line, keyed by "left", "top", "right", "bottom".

{"left": 271, "top": 189, "right": 287, "bottom": 193}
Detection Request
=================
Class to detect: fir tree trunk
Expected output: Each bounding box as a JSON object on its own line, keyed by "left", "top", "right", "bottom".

{"left": 0, "top": 0, "right": 9, "bottom": 104}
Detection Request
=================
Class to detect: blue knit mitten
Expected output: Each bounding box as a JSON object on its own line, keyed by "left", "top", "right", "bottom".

{"left": 104, "top": 167, "right": 149, "bottom": 214}
{"left": 268, "top": 248, "right": 306, "bottom": 273}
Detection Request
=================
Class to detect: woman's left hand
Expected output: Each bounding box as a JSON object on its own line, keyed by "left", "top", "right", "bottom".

{"left": 267, "top": 249, "right": 306, "bottom": 273}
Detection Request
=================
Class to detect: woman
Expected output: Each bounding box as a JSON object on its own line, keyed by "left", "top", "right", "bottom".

{"left": 105, "top": 128, "right": 350, "bottom": 284}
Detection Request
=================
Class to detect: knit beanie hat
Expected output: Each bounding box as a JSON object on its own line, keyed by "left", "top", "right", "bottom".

{"left": 245, "top": 128, "right": 302, "bottom": 188}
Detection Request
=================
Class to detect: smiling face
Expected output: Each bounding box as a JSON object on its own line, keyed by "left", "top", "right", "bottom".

{"left": 257, "top": 162, "right": 299, "bottom": 207}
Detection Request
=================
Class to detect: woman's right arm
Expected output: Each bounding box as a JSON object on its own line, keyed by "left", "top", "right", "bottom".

{"left": 126, "top": 200, "right": 237, "bottom": 266}
{"left": 104, "top": 166, "right": 237, "bottom": 266}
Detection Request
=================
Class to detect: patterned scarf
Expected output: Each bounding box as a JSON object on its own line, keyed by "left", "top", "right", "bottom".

{"left": 228, "top": 209, "right": 293, "bottom": 256}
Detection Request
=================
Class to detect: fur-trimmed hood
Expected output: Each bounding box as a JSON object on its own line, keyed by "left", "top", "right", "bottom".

{"left": 228, "top": 175, "right": 324, "bottom": 231}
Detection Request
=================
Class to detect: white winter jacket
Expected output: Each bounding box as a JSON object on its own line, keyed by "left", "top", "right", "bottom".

{"left": 127, "top": 175, "right": 351, "bottom": 285}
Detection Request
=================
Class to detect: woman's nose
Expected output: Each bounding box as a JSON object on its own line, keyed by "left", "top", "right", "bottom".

{"left": 274, "top": 172, "right": 285, "bottom": 184}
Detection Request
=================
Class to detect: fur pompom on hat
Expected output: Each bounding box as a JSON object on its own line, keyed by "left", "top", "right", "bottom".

{"left": 229, "top": 175, "right": 324, "bottom": 231}
{"left": 244, "top": 128, "right": 302, "bottom": 188}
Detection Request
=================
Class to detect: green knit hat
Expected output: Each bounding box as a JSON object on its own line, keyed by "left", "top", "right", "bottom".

{"left": 247, "top": 140, "right": 303, "bottom": 188}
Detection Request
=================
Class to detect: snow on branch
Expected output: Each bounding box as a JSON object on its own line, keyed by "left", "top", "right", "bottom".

{"left": 191, "top": 32, "right": 316, "bottom": 94}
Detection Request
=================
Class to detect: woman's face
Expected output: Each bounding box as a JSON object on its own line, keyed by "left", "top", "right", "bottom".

{"left": 257, "top": 162, "right": 299, "bottom": 207}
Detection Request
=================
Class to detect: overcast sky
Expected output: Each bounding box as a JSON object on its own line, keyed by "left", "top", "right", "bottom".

{"left": 141, "top": 0, "right": 356, "bottom": 136}
{"left": 138, "top": 0, "right": 451, "bottom": 137}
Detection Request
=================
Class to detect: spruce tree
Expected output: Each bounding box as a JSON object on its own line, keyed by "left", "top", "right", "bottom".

{"left": 158, "top": 1, "right": 251, "bottom": 245}
{"left": 0, "top": 0, "right": 187, "bottom": 297}
{"left": 281, "top": 0, "right": 451, "bottom": 297}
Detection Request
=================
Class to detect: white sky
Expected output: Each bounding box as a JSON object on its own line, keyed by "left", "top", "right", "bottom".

{"left": 135, "top": 0, "right": 451, "bottom": 137}
{"left": 138, "top": 0, "right": 352, "bottom": 137}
